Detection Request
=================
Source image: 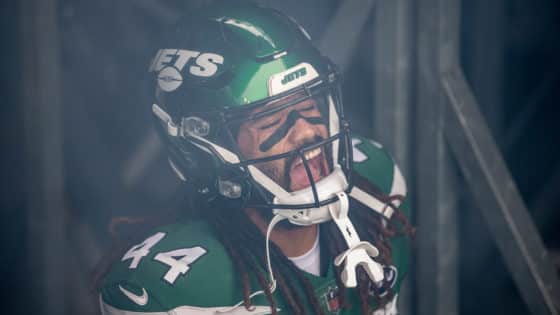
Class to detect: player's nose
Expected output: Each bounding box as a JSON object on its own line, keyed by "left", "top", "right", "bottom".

{"left": 286, "top": 116, "right": 317, "bottom": 147}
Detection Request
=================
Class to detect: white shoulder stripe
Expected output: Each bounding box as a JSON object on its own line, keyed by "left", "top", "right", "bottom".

{"left": 100, "top": 295, "right": 274, "bottom": 315}
{"left": 349, "top": 186, "right": 394, "bottom": 219}
{"left": 389, "top": 163, "right": 407, "bottom": 207}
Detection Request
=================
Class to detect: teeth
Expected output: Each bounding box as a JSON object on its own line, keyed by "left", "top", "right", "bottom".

{"left": 304, "top": 148, "right": 322, "bottom": 161}
{"left": 293, "top": 148, "right": 322, "bottom": 167}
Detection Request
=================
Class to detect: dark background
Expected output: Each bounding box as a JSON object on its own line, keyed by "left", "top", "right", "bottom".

{"left": 1, "top": 0, "right": 559, "bottom": 314}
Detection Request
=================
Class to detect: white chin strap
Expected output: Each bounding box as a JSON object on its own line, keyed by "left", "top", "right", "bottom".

{"left": 263, "top": 214, "right": 285, "bottom": 295}
{"left": 265, "top": 191, "right": 385, "bottom": 290}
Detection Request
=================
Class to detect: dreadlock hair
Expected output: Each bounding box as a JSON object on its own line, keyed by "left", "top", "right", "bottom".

{"left": 92, "top": 172, "right": 414, "bottom": 315}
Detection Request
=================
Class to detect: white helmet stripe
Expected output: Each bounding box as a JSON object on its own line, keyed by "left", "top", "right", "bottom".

{"left": 190, "top": 135, "right": 241, "bottom": 164}
{"left": 152, "top": 103, "right": 179, "bottom": 137}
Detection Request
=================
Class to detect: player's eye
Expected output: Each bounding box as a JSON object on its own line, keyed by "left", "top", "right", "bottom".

{"left": 259, "top": 118, "right": 281, "bottom": 130}
{"left": 299, "top": 104, "right": 316, "bottom": 112}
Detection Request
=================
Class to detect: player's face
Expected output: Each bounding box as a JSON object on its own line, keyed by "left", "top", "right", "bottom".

{"left": 237, "top": 92, "right": 330, "bottom": 191}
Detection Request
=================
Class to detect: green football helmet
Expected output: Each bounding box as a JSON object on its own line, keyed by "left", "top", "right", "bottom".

{"left": 151, "top": 3, "right": 354, "bottom": 221}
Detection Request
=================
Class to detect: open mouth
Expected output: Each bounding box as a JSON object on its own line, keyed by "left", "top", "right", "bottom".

{"left": 288, "top": 147, "right": 329, "bottom": 191}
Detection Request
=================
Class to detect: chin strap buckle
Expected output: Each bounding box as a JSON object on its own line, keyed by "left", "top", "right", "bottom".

{"left": 329, "top": 192, "right": 385, "bottom": 287}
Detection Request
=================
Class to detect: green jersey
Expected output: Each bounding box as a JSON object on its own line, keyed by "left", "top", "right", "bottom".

{"left": 99, "top": 136, "right": 411, "bottom": 315}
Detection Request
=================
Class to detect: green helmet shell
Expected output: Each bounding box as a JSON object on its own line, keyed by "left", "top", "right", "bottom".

{"left": 150, "top": 2, "right": 349, "bottom": 209}
{"left": 150, "top": 3, "right": 332, "bottom": 117}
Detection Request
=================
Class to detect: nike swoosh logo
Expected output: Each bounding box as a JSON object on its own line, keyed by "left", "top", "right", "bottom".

{"left": 118, "top": 285, "right": 149, "bottom": 306}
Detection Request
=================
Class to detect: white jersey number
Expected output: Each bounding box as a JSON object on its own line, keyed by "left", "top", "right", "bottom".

{"left": 120, "top": 232, "right": 207, "bottom": 285}
{"left": 121, "top": 232, "right": 166, "bottom": 269}
{"left": 154, "top": 247, "right": 207, "bottom": 284}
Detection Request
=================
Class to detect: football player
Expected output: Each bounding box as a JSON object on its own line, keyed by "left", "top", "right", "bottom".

{"left": 97, "top": 2, "right": 413, "bottom": 315}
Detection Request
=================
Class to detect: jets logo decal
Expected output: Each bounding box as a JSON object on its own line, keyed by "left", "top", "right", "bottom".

{"left": 268, "top": 62, "right": 319, "bottom": 96}
{"left": 322, "top": 285, "right": 341, "bottom": 314}
{"left": 281, "top": 67, "right": 307, "bottom": 85}
{"left": 149, "top": 49, "right": 224, "bottom": 92}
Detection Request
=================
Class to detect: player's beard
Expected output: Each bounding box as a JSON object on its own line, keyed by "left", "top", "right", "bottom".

{"left": 254, "top": 148, "right": 330, "bottom": 231}
{"left": 253, "top": 159, "right": 302, "bottom": 230}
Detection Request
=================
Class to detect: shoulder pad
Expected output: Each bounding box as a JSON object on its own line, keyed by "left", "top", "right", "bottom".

{"left": 348, "top": 135, "right": 409, "bottom": 218}
{"left": 100, "top": 220, "right": 244, "bottom": 314}
{"left": 349, "top": 136, "right": 412, "bottom": 298}
{"left": 350, "top": 135, "right": 407, "bottom": 199}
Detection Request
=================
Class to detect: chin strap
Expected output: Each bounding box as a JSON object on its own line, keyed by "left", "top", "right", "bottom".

{"left": 329, "top": 191, "right": 385, "bottom": 287}
{"left": 264, "top": 214, "right": 286, "bottom": 294}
